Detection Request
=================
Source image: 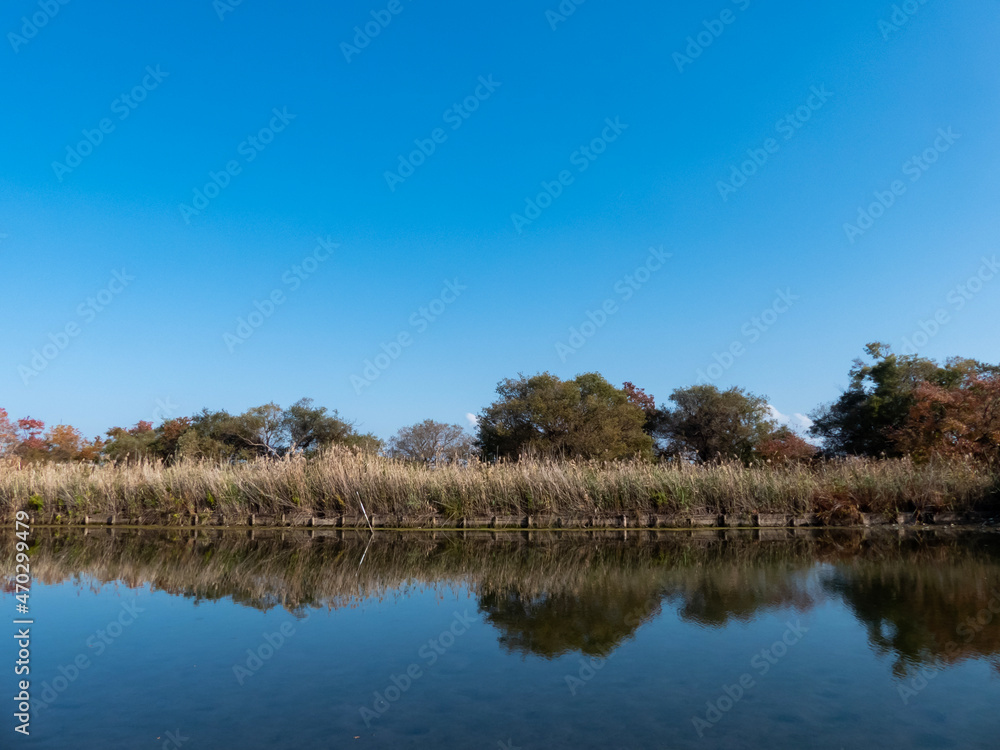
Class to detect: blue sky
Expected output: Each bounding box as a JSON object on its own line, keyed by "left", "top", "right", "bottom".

{"left": 2, "top": 0, "right": 998, "bottom": 440}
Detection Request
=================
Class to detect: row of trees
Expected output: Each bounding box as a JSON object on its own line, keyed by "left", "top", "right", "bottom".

{"left": 0, "top": 413, "right": 103, "bottom": 463}
{"left": 2, "top": 344, "right": 997, "bottom": 466}
{"left": 474, "top": 372, "right": 814, "bottom": 463}
{"left": 0, "top": 399, "right": 379, "bottom": 465}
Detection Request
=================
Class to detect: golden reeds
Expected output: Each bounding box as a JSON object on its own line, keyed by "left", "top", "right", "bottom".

{"left": 0, "top": 449, "right": 996, "bottom": 519}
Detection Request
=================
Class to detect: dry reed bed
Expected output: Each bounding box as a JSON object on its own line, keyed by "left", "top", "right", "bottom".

{"left": 0, "top": 451, "right": 997, "bottom": 520}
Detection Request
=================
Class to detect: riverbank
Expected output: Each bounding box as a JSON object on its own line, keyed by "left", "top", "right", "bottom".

{"left": 8, "top": 509, "right": 1000, "bottom": 530}
{"left": 1, "top": 450, "right": 997, "bottom": 528}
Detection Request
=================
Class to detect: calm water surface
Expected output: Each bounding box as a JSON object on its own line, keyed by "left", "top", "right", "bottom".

{"left": 4, "top": 528, "right": 1000, "bottom": 749}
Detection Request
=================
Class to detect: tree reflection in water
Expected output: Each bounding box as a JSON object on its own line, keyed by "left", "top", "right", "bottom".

{"left": 7, "top": 527, "right": 1000, "bottom": 674}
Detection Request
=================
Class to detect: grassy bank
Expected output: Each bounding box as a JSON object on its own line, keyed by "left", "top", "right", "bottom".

{"left": 1, "top": 450, "right": 997, "bottom": 524}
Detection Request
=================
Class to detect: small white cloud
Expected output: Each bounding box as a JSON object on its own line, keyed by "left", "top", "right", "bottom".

{"left": 768, "top": 405, "right": 814, "bottom": 435}
{"left": 465, "top": 412, "right": 478, "bottom": 427}
{"left": 791, "top": 412, "right": 814, "bottom": 432}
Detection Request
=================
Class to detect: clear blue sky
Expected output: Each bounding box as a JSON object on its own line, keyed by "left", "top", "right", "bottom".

{"left": 2, "top": 0, "right": 998, "bottom": 440}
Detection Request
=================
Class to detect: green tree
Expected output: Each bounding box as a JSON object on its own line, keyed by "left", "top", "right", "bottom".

{"left": 654, "top": 384, "right": 776, "bottom": 463}
{"left": 179, "top": 409, "right": 257, "bottom": 461}
{"left": 341, "top": 433, "right": 384, "bottom": 454}
{"left": 105, "top": 418, "right": 194, "bottom": 464}
{"left": 476, "top": 372, "right": 653, "bottom": 461}
{"left": 809, "top": 343, "right": 944, "bottom": 456}
{"left": 283, "top": 398, "right": 355, "bottom": 455}
{"left": 104, "top": 422, "right": 159, "bottom": 462}
{"left": 177, "top": 401, "right": 376, "bottom": 461}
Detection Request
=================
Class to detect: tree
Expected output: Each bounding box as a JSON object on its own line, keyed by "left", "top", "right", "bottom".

{"left": 177, "top": 400, "right": 376, "bottom": 461}
{"left": 654, "top": 384, "right": 776, "bottom": 463}
{"left": 341, "top": 433, "right": 384, "bottom": 454}
{"left": 622, "top": 381, "right": 657, "bottom": 435}
{"left": 105, "top": 421, "right": 155, "bottom": 462}
{"left": 757, "top": 427, "right": 820, "bottom": 464}
{"left": 155, "top": 417, "right": 193, "bottom": 461}
{"left": 14, "top": 418, "right": 47, "bottom": 462}
{"left": 388, "top": 420, "right": 474, "bottom": 464}
{"left": 809, "top": 343, "right": 943, "bottom": 457}
{"left": 810, "top": 344, "right": 998, "bottom": 458}
{"left": 45, "top": 424, "right": 103, "bottom": 462}
{"left": 178, "top": 409, "right": 253, "bottom": 461}
{"left": 0, "top": 409, "right": 16, "bottom": 457}
{"left": 241, "top": 403, "right": 286, "bottom": 457}
{"left": 894, "top": 369, "right": 1000, "bottom": 462}
{"left": 283, "top": 398, "right": 355, "bottom": 454}
{"left": 105, "top": 418, "right": 194, "bottom": 463}
{"left": 476, "top": 372, "right": 653, "bottom": 461}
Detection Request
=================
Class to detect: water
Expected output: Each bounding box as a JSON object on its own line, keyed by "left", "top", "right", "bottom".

{"left": 5, "top": 528, "right": 1000, "bottom": 748}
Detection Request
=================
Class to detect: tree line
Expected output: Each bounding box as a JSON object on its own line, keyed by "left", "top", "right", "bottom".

{"left": 2, "top": 343, "right": 997, "bottom": 466}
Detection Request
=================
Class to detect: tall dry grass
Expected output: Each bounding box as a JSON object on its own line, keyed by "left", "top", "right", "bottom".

{"left": 0, "top": 449, "right": 997, "bottom": 520}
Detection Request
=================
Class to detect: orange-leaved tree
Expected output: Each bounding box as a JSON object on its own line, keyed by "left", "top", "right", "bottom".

{"left": 895, "top": 372, "right": 1000, "bottom": 462}
{"left": 44, "top": 424, "right": 104, "bottom": 462}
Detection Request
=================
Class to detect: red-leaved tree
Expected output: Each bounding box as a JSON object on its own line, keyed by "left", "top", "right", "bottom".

{"left": 895, "top": 373, "right": 1000, "bottom": 462}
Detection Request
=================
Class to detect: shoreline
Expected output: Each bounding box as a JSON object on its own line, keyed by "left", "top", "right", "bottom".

{"left": 5, "top": 509, "right": 997, "bottom": 531}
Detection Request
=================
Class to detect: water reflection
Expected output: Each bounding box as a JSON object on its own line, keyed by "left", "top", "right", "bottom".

{"left": 823, "top": 535, "right": 1000, "bottom": 676}
{"left": 7, "top": 527, "right": 1000, "bottom": 673}
{"left": 478, "top": 582, "right": 664, "bottom": 658}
